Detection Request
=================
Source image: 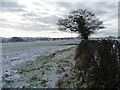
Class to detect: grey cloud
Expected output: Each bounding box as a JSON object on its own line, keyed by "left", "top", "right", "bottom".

{"left": 55, "top": 2, "right": 84, "bottom": 10}
{"left": 0, "top": 22, "right": 18, "bottom": 29}
{"left": 54, "top": 2, "right": 117, "bottom": 17}
{"left": 34, "top": 15, "right": 59, "bottom": 25}
{"left": 98, "top": 29, "right": 118, "bottom": 36}
{"left": 22, "top": 12, "right": 38, "bottom": 17}
{"left": 0, "top": 18, "right": 7, "bottom": 22}
{"left": 20, "top": 11, "right": 60, "bottom": 27}
{"left": 0, "top": 15, "right": 57, "bottom": 31}
{"left": 0, "top": 1, "right": 26, "bottom": 12}
{"left": 0, "top": 23, "right": 10, "bottom": 27}
{"left": 0, "top": 21, "right": 53, "bottom": 31}
{"left": 0, "top": 1, "right": 118, "bottom": 37}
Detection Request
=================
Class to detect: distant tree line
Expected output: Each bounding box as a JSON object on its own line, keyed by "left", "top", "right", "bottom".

{"left": 1, "top": 37, "right": 79, "bottom": 43}
{"left": 10, "top": 37, "right": 24, "bottom": 42}
{"left": 1, "top": 36, "right": 119, "bottom": 43}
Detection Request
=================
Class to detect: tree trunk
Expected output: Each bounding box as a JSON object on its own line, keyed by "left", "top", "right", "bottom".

{"left": 81, "top": 34, "right": 88, "bottom": 40}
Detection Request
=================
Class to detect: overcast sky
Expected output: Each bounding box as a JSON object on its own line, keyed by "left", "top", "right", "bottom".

{"left": 0, "top": 0, "right": 119, "bottom": 38}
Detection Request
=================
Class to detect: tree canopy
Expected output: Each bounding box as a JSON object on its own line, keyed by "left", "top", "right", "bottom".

{"left": 10, "top": 37, "right": 24, "bottom": 42}
{"left": 57, "top": 9, "right": 105, "bottom": 39}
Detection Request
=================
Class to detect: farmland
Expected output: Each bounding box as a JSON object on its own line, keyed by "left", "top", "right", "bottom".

{"left": 2, "top": 40, "right": 79, "bottom": 88}
{"left": 2, "top": 39, "right": 119, "bottom": 88}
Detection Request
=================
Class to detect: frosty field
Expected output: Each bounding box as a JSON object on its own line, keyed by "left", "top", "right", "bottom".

{"left": 2, "top": 40, "right": 79, "bottom": 87}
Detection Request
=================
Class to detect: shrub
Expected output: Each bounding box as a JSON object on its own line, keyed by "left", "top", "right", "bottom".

{"left": 75, "top": 40, "right": 120, "bottom": 88}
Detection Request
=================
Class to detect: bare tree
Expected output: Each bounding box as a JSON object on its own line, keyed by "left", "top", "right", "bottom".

{"left": 57, "top": 9, "right": 105, "bottom": 39}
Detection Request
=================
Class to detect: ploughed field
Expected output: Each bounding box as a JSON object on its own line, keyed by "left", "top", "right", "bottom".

{"left": 2, "top": 40, "right": 79, "bottom": 88}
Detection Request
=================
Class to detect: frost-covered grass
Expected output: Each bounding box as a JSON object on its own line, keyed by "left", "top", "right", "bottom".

{"left": 2, "top": 40, "right": 79, "bottom": 54}
{"left": 3, "top": 55, "right": 49, "bottom": 88}
{"left": 2, "top": 46, "right": 77, "bottom": 88}
{"left": 2, "top": 41, "right": 55, "bottom": 53}
{"left": 2, "top": 40, "right": 79, "bottom": 88}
